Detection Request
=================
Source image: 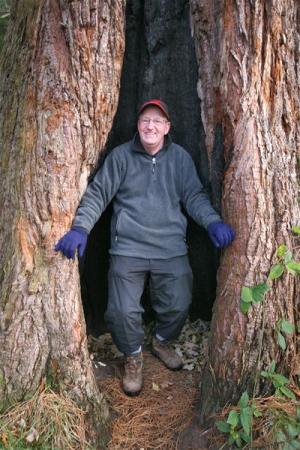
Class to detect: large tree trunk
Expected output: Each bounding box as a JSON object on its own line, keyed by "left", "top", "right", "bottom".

{"left": 0, "top": 0, "right": 125, "bottom": 444}
{"left": 190, "top": 0, "right": 300, "bottom": 420}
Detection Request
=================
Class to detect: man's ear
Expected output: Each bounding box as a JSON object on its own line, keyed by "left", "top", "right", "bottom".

{"left": 164, "top": 122, "right": 171, "bottom": 135}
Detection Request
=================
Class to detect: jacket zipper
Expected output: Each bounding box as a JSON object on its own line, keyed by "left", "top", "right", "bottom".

{"left": 152, "top": 157, "right": 156, "bottom": 174}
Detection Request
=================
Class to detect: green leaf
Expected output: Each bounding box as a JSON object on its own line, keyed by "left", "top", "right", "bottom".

{"left": 279, "top": 386, "right": 296, "bottom": 400}
{"left": 284, "top": 251, "right": 293, "bottom": 264}
{"left": 269, "top": 263, "right": 285, "bottom": 280}
{"left": 281, "top": 320, "right": 295, "bottom": 334}
{"left": 216, "top": 420, "right": 230, "bottom": 433}
{"left": 227, "top": 410, "right": 239, "bottom": 427}
{"left": 296, "top": 406, "right": 300, "bottom": 420}
{"left": 277, "top": 244, "right": 288, "bottom": 257}
{"left": 240, "top": 407, "right": 252, "bottom": 436}
{"left": 240, "top": 300, "right": 251, "bottom": 314}
{"left": 240, "top": 431, "right": 251, "bottom": 443}
{"left": 228, "top": 435, "right": 235, "bottom": 445}
{"left": 277, "top": 331, "right": 287, "bottom": 351}
{"left": 253, "top": 408, "right": 262, "bottom": 418}
{"left": 273, "top": 373, "right": 289, "bottom": 385}
{"left": 283, "top": 444, "right": 295, "bottom": 450}
{"left": 275, "top": 387, "right": 285, "bottom": 399}
{"left": 290, "top": 440, "right": 300, "bottom": 449}
{"left": 241, "top": 286, "right": 253, "bottom": 303}
{"left": 260, "top": 370, "right": 270, "bottom": 378}
{"left": 286, "top": 261, "right": 300, "bottom": 274}
{"left": 251, "top": 283, "right": 270, "bottom": 303}
{"left": 292, "top": 225, "right": 300, "bottom": 235}
{"left": 270, "top": 360, "right": 276, "bottom": 373}
{"left": 276, "top": 430, "right": 287, "bottom": 443}
{"left": 287, "top": 423, "right": 299, "bottom": 438}
{"left": 235, "top": 435, "right": 242, "bottom": 448}
{"left": 238, "top": 391, "right": 249, "bottom": 408}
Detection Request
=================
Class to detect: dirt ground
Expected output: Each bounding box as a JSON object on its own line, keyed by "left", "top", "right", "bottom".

{"left": 90, "top": 329, "right": 211, "bottom": 450}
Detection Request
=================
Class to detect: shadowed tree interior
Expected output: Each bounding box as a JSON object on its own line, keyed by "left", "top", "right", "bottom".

{"left": 81, "top": 0, "right": 221, "bottom": 337}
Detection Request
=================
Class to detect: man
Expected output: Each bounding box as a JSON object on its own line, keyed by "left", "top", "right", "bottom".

{"left": 55, "top": 99, "right": 235, "bottom": 396}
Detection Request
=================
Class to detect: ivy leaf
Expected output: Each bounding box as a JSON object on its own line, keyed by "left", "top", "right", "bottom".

{"left": 240, "top": 300, "right": 251, "bottom": 314}
{"left": 286, "top": 261, "right": 300, "bottom": 274}
{"left": 241, "top": 286, "right": 253, "bottom": 303}
{"left": 270, "top": 360, "right": 276, "bottom": 373}
{"left": 251, "top": 283, "right": 270, "bottom": 303}
{"left": 238, "top": 391, "right": 249, "bottom": 408}
{"left": 290, "top": 440, "right": 300, "bottom": 449}
{"left": 268, "top": 264, "right": 285, "bottom": 280}
{"left": 227, "top": 410, "right": 239, "bottom": 427}
{"left": 216, "top": 420, "right": 230, "bottom": 433}
{"left": 277, "top": 244, "right": 288, "bottom": 257}
{"left": 281, "top": 320, "right": 294, "bottom": 334}
{"left": 279, "top": 386, "right": 296, "bottom": 400}
{"left": 291, "top": 225, "right": 300, "bottom": 235}
{"left": 277, "top": 331, "right": 286, "bottom": 351}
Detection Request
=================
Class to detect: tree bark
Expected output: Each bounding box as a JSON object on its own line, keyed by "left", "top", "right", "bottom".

{"left": 190, "top": 0, "right": 300, "bottom": 419}
{"left": 0, "top": 0, "right": 125, "bottom": 445}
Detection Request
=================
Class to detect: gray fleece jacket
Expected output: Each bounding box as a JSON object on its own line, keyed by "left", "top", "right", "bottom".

{"left": 73, "top": 134, "right": 221, "bottom": 259}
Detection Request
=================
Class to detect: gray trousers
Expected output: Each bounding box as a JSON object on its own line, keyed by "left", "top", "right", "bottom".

{"left": 104, "top": 255, "right": 193, "bottom": 355}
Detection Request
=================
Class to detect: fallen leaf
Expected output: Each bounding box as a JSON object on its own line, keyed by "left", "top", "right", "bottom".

{"left": 26, "top": 428, "right": 39, "bottom": 443}
{"left": 152, "top": 382, "right": 160, "bottom": 391}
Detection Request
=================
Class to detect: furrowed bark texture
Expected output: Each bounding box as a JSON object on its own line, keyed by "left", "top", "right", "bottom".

{"left": 190, "top": 0, "right": 300, "bottom": 418}
{"left": 0, "top": 0, "right": 125, "bottom": 443}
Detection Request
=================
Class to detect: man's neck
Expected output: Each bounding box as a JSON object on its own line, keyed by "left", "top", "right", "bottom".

{"left": 144, "top": 146, "right": 161, "bottom": 155}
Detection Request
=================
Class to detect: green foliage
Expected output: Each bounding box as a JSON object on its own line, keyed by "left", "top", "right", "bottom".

{"left": 268, "top": 263, "right": 285, "bottom": 280}
{"left": 240, "top": 242, "right": 300, "bottom": 315}
{"left": 286, "top": 261, "right": 300, "bottom": 275}
{"left": 219, "top": 230, "right": 299, "bottom": 449}
{"left": 275, "top": 319, "right": 295, "bottom": 351}
{"left": 292, "top": 225, "right": 300, "bottom": 236}
{"left": 240, "top": 283, "right": 269, "bottom": 314}
{"left": 273, "top": 406, "right": 300, "bottom": 450}
{"left": 216, "top": 391, "right": 261, "bottom": 448}
{"left": 261, "top": 361, "right": 296, "bottom": 400}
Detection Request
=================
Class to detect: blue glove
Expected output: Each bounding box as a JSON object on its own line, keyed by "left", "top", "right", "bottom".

{"left": 207, "top": 221, "right": 235, "bottom": 248}
{"left": 54, "top": 228, "right": 88, "bottom": 259}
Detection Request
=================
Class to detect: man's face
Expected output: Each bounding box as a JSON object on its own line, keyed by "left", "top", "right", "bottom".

{"left": 137, "top": 106, "right": 170, "bottom": 154}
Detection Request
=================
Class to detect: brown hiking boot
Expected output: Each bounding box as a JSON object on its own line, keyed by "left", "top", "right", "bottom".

{"left": 151, "top": 337, "right": 183, "bottom": 370}
{"left": 122, "top": 352, "right": 143, "bottom": 396}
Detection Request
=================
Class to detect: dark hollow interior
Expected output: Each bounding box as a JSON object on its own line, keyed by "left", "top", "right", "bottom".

{"left": 80, "top": 0, "right": 224, "bottom": 337}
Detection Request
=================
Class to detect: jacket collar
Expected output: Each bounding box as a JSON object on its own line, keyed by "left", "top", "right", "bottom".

{"left": 131, "top": 132, "right": 172, "bottom": 155}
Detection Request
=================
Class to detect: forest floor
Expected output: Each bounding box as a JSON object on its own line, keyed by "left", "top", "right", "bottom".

{"left": 89, "top": 319, "right": 211, "bottom": 450}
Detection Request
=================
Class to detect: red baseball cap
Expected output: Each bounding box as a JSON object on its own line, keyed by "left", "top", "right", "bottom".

{"left": 138, "top": 99, "right": 170, "bottom": 121}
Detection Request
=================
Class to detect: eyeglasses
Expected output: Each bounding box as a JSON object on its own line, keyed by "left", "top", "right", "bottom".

{"left": 139, "top": 118, "right": 168, "bottom": 126}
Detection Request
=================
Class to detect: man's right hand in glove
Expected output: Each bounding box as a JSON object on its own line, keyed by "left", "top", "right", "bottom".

{"left": 54, "top": 228, "right": 88, "bottom": 259}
